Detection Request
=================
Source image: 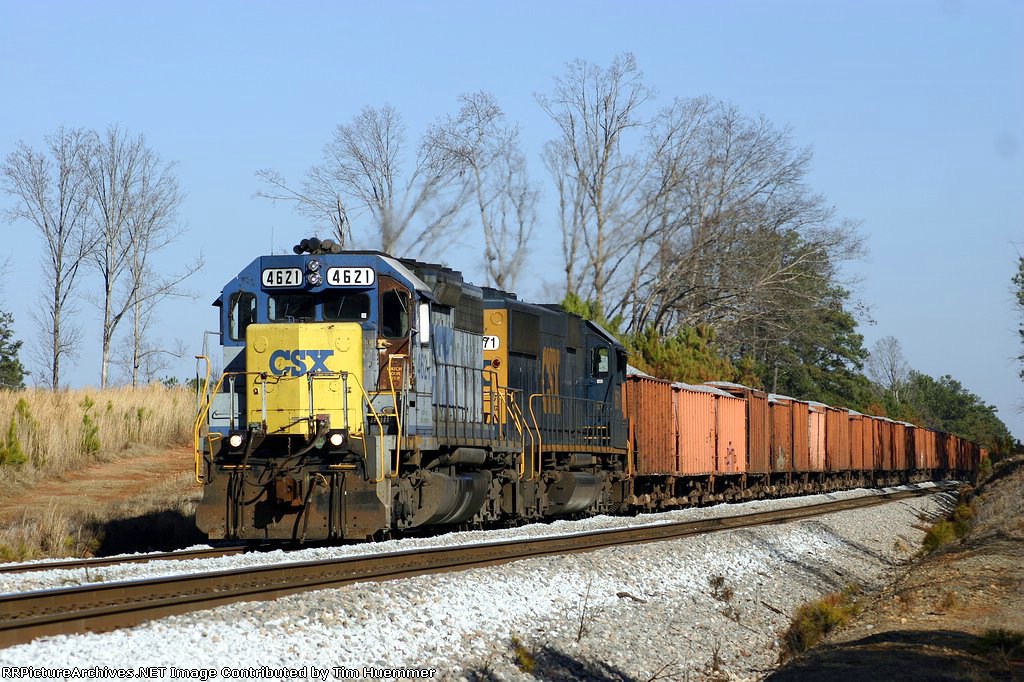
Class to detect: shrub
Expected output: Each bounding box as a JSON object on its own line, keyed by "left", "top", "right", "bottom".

{"left": 80, "top": 396, "right": 101, "bottom": 455}
{"left": 0, "top": 416, "right": 26, "bottom": 467}
{"left": 952, "top": 503, "right": 973, "bottom": 537}
{"left": 972, "top": 628, "right": 1024, "bottom": 658}
{"left": 781, "top": 590, "right": 860, "bottom": 660}
{"left": 922, "top": 520, "right": 957, "bottom": 553}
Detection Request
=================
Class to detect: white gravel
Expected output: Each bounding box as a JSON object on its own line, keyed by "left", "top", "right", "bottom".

{"left": 0, "top": 484, "right": 951, "bottom": 681}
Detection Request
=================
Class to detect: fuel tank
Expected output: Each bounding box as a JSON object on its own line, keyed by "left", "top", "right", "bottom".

{"left": 544, "top": 471, "right": 601, "bottom": 515}
{"left": 399, "top": 470, "right": 492, "bottom": 527}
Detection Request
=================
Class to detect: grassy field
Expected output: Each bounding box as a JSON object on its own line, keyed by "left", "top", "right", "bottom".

{"left": 0, "top": 385, "right": 201, "bottom": 560}
{"left": 0, "top": 384, "right": 194, "bottom": 479}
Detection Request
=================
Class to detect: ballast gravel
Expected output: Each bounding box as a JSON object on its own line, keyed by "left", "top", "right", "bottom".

{"left": 0, "top": 485, "right": 952, "bottom": 681}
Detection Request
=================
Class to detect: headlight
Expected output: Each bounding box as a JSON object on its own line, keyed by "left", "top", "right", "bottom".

{"left": 329, "top": 432, "right": 345, "bottom": 447}
{"left": 307, "top": 271, "right": 323, "bottom": 286}
{"left": 307, "top": 258, "right": 322, "bottom": 273}
{"left": 227, "top": 432, "right": 245, "bottom": 449}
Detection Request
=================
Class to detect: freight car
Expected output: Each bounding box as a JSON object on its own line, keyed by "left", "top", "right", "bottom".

{"left": 193, "top": 241, "right": 985, "bottom": 542}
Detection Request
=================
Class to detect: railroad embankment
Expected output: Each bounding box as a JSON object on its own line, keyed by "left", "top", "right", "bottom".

{"left": 770, "top": 457, "right": 1024, "bottom": 681}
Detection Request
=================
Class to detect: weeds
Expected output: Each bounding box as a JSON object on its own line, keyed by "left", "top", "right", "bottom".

{"left": 951, "top": 503, "right": 973, "bottom": 536}
{"left": 700, "top": 640, "right": 730, "bottom": 682}
{"left": 710, "top": 575, "right": 734, "bottom": 602}
{"left": 922, "top": 520, "right": 957, "bottom": 552}
{"left": 921, "top": 500, "right": 975, "bottom": 554}
{"left": 509, "top": 635, "right": 535, "bottom": 674}
{"left": 781, "top": 587, "right": 862, "bottom": 660}
{"left": 0, "top": 504, "right": 97, "bottom": 560}
{"left": 575, "top": 577, "right": 594, "bottom": 642}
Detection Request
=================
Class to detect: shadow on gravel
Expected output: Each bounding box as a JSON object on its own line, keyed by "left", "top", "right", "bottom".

{"left": 91, "top": 510, "right": 205, "bottom": 556}
{"left": 467, "top": 646, "right": 639, "bottom": 681}
{"left": 766, "top": 629, "right": 1003, "bottom": 681}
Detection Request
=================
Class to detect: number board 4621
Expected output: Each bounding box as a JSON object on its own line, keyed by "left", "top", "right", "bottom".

{"left": 261, "top": 268, "right": 302, "bottom": 287}
{"left": 327, "top": 267, "right": 375, "bottom": 287}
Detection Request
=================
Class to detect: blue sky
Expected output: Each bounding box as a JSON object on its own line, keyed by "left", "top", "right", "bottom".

{"left": 1, "top": 1, "right": 1022, "bottom": 437}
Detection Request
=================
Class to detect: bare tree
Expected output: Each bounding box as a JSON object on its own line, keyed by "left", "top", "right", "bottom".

{"left": 1, "top": 128, "right": 94, "bottom": 389}
{"left": 258, "top": 104, "right": 468, "bottom": 257}
{"left": 867, "top": 335, "right": 911, "bottom": 403}
{"left": 625, "top": 99, "right": 864, "bottom": 352}
{"left": 536, "top": 53, "right": 654, "bottom": 313}
{"left": 111, "top": 305, "right": 187, "bottom": 386}
{"left": 85, "top": 126, "right": 196, "bottom": 388}
{"left": 253, "top": 168, "right": 352, "bottom": 248}
{"left": 426, "top": 91, "right": 538, "bottom": 290}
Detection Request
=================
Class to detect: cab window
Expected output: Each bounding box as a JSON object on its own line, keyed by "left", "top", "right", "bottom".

{"left": 268, "top": 293, "right": 314, "bottom": 322}
{"left": 229, "top": 292, "right": 257, "bottom": 340}
{"left": 380, "top": 290, "right": 410, "bottom": 338}
{"left": 591, "top": 347, "right": 610, "bottom": 377}
{"left": 323, "top": 291, "right": 371, "bottom": 322}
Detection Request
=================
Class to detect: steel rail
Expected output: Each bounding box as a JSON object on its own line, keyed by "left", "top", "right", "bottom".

{"left": 0, "top": 485, "right": 955, "bottom": 648}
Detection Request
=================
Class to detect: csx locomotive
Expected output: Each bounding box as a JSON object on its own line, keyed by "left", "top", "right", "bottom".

{"left": 194, "top": 239, "right": 983, "bottom": 542}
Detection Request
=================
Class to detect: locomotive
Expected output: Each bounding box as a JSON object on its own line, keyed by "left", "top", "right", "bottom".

{"left": 193, "top": 239, "right": 983, "bottom": 542}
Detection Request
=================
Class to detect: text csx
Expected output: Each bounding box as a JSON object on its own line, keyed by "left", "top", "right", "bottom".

{"left": 268, "top": 349, "right": 335, "bottom": 376}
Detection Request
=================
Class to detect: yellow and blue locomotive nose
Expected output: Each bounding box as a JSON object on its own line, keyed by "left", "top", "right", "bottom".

{"left": 246, "top": 322, "right": 364, "bottom": 436}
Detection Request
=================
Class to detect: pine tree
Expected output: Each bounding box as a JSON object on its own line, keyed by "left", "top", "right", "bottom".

{"left": 0, "top": 310, "right": 26, "bottom": 389}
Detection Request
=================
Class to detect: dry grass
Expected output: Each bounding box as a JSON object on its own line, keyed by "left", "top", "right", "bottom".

{"left": 0, "top": 503, "right": 99, "bottom": 561}
{"left": 0, "top": 385, "right": 194, "bottom": 483}
{"left": 971, "top": 456, "right": 1024, "bottom": 537}
{"left": 0, "top": 385, "right": 199, "bottom": 559}
{"left": 0, "top": 471, "right": 203, "bottom": 560}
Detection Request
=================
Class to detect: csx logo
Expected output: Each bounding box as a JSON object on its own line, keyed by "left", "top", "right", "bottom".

{"left": 268, "top": 349, "right": 334, "bottom": 376}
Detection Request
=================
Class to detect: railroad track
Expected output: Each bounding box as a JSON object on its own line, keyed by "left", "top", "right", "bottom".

{"left": 0, "top": 546, "right": 248, "bottom": 575}
{"left": 0, "top": 485, "right": 955, "bottom": 648}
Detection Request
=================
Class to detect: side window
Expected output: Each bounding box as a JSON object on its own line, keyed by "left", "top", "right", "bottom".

{"left": 229, "top": 292, "right": 257, "bottom": 341}
{"left": 380, "top": 290, "right": 410, "bottom": 338}
{"left": 323, "top": 291, "right": 371, "bottom": 321}
{"left": 591, "top": 346, "right": 610, "bottom": 378}
{"left": 268, "top": 294, "right": 314, "bottom": 322}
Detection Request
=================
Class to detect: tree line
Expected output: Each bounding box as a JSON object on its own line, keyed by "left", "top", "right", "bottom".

{"left": 253, "top": 52, "right": 1017, "bottom": 451}
{"left": 1, "top": 126, "right": 201, "bottom": 390}
{"left": 0, "top": 53, "right": 1017, "bottom": 456}
{"left": 256, "top": 54, "right": 866, "bottom": 405}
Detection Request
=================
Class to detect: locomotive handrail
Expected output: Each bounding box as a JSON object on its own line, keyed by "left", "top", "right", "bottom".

{"left": 385, "top": 354, "right": 409, "bottom": 480}
{"left": 481, "top": 368, "right": 525, "bottom": 441}
{"left": 477, "top": 378, "right": 529, "bottom": 477}
{"left": 498, "top": 385, "right": 531, "bottom": 478}
{"left": 192, "top": 355, "right": 215, "bottom": 484}
{"left": 526, "top": 394, "right": 544, "bottom": 481}
{"left": 525, "top": 393, "right": 629, "bottom": 479}
{"left": 194, "top": 367, "right": 389, "bottom": 484}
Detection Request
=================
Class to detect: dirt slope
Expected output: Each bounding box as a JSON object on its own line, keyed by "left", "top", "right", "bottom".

{"left": 0, "top": 445, "right": 197, "bottom": 524}
{"left": 769, "top": 459, "right": 1024, "bottom": 681}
